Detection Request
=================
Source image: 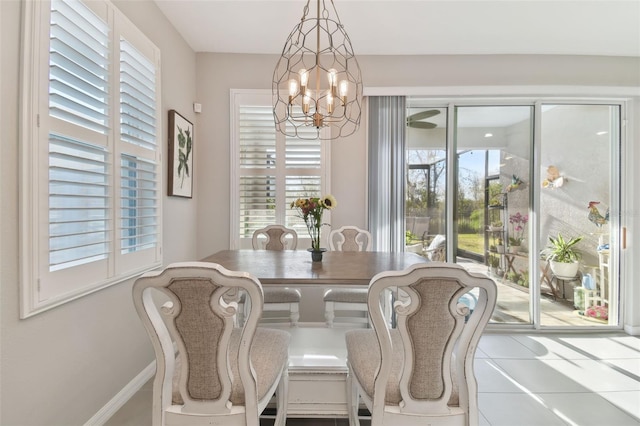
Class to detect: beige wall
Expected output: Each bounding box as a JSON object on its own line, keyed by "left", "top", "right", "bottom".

{"left": 0, "top": 0, "right": 198, "bottom": 424}
{"left": 2, "top": 1, "right": 640, "bottom": 424}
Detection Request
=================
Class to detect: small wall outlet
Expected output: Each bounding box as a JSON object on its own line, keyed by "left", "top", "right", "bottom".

{"left": 193, "top": 102, "right": 202, "bottom": 113}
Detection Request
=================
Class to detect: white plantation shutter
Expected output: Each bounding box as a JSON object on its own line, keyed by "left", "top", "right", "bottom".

{"left": 48, "top": 135, "right": 110, "bottom": 271}
{"left": 120, "top": 38, "right": 157, "bottom": 151}
{"left": 118, "top": 37, "right": 159, "bottom": 259}
{"left": 231, "top": 91, "right": 330, "bottom": 249}
{"left": 20, "top": 0, "right": 162, "bottom": 317}
{"left": 239, "top": 106, "right": 277, "bottom": 236}
{"left": 49, "top": 0, "right": 110, "bottom": 134}
{"left": 119, "top": 155, "right": 158, "bottom": 254}
{"left": 47, "top": 0, "right": 111, "bottom": 279}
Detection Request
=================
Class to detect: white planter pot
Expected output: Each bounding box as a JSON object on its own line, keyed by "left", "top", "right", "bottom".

{"left": 549, "top": 260, "right": 579, "bottom": 279}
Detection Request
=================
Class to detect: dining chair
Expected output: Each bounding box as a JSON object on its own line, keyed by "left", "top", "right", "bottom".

{"left": 329, "top": 225, "right": 372, "bottom": 252}
{"left": 252, "top": 224, "right": 301, "bottom": 326}
{"left": 132, "top": 262, "right": 290, "bottom": 426}
{"left": 345, "top": 263, "right": 497, "bottom": 426}
{"left": 324, "top": 226, "right": 372, "bottom": 328}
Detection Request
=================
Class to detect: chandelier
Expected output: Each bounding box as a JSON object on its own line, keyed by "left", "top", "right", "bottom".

{"left": 273, "top": 0, "right": 363, "bottom": 140}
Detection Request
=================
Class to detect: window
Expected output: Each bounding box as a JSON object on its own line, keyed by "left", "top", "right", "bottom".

{"left": 230, "top": 91, "right": 330, "bottom": 249}
{"left": 20, "top": 0, "right": 162, "bottom": 317}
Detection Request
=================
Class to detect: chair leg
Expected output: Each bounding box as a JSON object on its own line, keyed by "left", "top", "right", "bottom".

{"left": 274, "top": 367, "right": 289, "bottom": 426}
{"left": 236, "top": 303, "right": 245, "bottom": 327}
{"left": 290, "top": 303, "right": 299, "bottom": 327}
{"left": 346, "top": 367, "right": 360, "bottom": 426}
{"left": 325, "top": 301, "right": 335, "bottom": 327}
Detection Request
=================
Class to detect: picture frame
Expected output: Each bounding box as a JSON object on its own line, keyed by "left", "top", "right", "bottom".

{"left": 168, "top": 109, "right": 194, "bottom": 198}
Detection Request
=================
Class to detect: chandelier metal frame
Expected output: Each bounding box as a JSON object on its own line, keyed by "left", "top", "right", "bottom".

{"left": 272, "top": 0, "right": 363, "bottom": 140}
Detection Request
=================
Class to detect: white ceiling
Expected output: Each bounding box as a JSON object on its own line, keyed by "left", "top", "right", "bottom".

{"left": 153, "top": 0, "right": 640, "bottom": 57}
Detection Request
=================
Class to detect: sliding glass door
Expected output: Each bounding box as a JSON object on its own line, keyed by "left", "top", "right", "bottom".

{"left": 539, "top": 104, "right": 620, "bottom": 326}
{"left": 455, "top": 106, "right": 533, "bottom": 325}
{"left": 404, "top": 99, "right": 621, "bottom": 328}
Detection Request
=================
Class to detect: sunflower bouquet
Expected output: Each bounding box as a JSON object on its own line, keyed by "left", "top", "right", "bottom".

{"left": 290, "top": 195, "right": 337, "bottom": 251}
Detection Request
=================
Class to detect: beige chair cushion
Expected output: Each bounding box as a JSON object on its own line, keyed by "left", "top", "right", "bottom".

{"left": 345, "top": 329, "right": 458, "bottom": 406}
{"left": 172, "top": 327, "right": 289, "bottom": 405}
{"left": 263, "top": 288, "right": 301, "bottom": 303}
{"left": 323, "top": 288, "right": 368, "bottom": 303}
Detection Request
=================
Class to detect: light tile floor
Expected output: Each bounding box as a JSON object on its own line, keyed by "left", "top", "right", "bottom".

{"left": 105, "top": 333, "right": 640, "bottom": 426}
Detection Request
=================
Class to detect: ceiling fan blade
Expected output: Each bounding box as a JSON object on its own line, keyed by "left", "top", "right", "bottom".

{"left": 407, "top": 109, "right": 440, "bottom": 121}
{"left": 408, "top": 121, "right": 437, "bottom": 129}
{"left": 407, "top": 109, "right": 440, "bottom": 129}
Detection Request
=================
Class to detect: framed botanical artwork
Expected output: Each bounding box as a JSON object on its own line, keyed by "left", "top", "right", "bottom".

{"left": 168, "top": 109, "right": 194, "bottom": 198}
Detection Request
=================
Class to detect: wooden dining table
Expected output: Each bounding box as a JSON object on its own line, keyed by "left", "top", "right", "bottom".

{"left": 201, "top": 249, "right": 427, "bottom": 286}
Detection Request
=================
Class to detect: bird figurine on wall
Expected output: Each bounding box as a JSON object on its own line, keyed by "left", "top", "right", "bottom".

{"left": 588, "top": 201, "right": 609, "bottom": 227}
{"left": 506, "top": 175, "right": 524, "bottom": 192}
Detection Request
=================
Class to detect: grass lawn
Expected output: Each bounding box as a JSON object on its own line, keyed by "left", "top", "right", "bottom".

{"left": 458, "top": 233, "right": 484, "bottom": 255}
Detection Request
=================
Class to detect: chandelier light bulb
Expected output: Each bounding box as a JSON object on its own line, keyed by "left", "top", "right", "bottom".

{"left": 299, "top": 69, "right": 309, "bottom": 90}
{"left": 328, "top": 68, "right": 337, "bottom": 89}
{"left": 327, "top": 91, "right": 334, "bottom": 114}
{"left": 302, "top": 93, "right": 310, "bottom": 114}
{"left": 288, "top": 79, "right": 298, "bottom": 102}
{"left": 339, "top": 80, "right": 348, "bottom": 103}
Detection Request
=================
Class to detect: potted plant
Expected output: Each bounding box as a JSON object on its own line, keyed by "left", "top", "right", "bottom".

{"left": 543, "top": 233, "right": 583, "bottom": 279}
{"left": 489, "top": 220, "right": 503, "bottom": 231}
{"left": 488, "top": 183, "right": 503, "bottom": 207}
{"left": 508, "top": 237, "right": 521, "bottom": 253}
{"left": 508, "top": 212, "right": 528, "bottom": 253}
{"left": 488, "top": 254, "right": 500, "bottom": 275}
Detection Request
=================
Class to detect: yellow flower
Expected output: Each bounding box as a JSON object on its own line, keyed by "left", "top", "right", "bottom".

{"left": 321, "top": 194, "right": 337, "bottom": 210}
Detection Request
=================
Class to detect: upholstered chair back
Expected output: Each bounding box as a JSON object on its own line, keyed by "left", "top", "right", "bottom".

{"left": 252, "top": 225, "right": 298, "bottom": 250}
{"left": 329, "top": 226, "right": 372, "bottom": 251}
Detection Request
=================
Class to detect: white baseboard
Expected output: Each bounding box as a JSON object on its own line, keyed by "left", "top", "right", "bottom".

{"left": 624, "top": 324, "right": 640, "bottom": 336}
{"left": 85, "top": 362, "right": 155, "bottom": 426}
